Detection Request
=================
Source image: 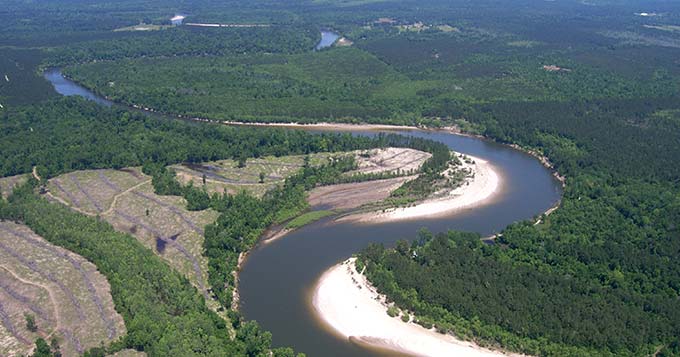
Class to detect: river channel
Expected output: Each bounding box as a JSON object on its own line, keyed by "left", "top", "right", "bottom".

{"left": 45, "top": 66, "right": 562, "bottom": 357}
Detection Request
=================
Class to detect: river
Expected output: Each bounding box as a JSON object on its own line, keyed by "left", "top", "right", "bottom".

{"left": 316, "top": 31, "right": 341, "bottom": 50}
{"left": 44, "top": 69, "right": 562, "bottom": 356}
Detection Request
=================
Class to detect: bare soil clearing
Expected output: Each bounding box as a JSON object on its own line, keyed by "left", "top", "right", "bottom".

{"left": 46, "top": 168, "right": 218, "bottom": 307}
{"left": 0, "top": 221, "right": 125, "bottom": 357}
{"left": 350, "top": 148, "right": 431, "bottom": 176}
{"left": 308, "top": 176, "right": 415, "bottom": 211}
{"left": 307, "top": 148, "right": 430, "bottom": 212}
{"left": 170, "top": 154, "right": 332, "bottom": 197}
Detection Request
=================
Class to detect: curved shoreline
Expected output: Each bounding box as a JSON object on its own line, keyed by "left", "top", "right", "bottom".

{"left": 312, "top": 258, "right": 522, "bottom": 357}
{"left": 343, "top": 154, "right": 500, "bottom": 223}
{"left": 47, "top": 69, "right": 565, "bottom": 190}
{"left": 45, "top": 70, "right": 565, "bottom": 356}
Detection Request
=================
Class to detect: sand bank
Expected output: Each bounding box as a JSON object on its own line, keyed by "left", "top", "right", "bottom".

{"left": 313, "top": 258, "right": 520, "bottom": 357}
{"left": 222, "top": 120, "right": 421, "bottom": 133}
{"left": 345, "top": 154, "right": 499, "bottom": 223}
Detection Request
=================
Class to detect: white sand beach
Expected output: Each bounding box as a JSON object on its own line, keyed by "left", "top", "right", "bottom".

{"left": 347, "top": 154, "right": 500, "bottom": 223}
{"left": 312, "top": 258, "right": 522, "bottom": 357}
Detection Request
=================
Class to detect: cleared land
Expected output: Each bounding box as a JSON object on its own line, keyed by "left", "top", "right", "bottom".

{"left": 308, "top": 148, "right": 430, "bottom": 211}
{"left": 171, "top": 148, "right": 428, "bottom": 200}
{"left": 170, "top": 154, "right": 333, "bottom": 197}
{"left": 350, "top": 148, "right": 430, "bottom": 176}
{"left": 0, "top": 174, "right": 28, "bottom": 199}
{"left": 308, "top": 177, "right": 415, "bottom": 211}
{"left": 0, "top": 221, "right": 125, "bottom": 357}
{"left": 45, "top": 168, "right": 218, "bottom": 307}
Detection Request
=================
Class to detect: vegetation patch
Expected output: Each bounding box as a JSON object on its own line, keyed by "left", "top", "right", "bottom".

{"left": 0, "top": 175, "right": 28, "bottom": 200}
{"left": 286, "top": 210, "right": 335, "bottom": 229}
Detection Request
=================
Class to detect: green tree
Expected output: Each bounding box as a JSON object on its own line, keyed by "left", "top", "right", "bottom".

{"left": 25, "top": 313, "right": 37, "bottom": 332}
{"left": 31, "top": 338, "right": 51, "bottom": 357}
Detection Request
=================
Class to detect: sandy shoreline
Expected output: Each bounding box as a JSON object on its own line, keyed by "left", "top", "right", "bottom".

{"left": 313, "top": 258, "right": 521, "bottom": 357}
{"left": 222, "top": 120, "right": 423, "bottom": 133}
{"left": 343, "top": 154, "right": 500, "bottom": 223}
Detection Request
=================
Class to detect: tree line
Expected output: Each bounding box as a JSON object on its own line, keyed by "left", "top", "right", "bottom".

{"left": 0, "top": 96, "right": 453, "bottom": 355}
{"left": 360, "top": 95, "right": 680, "bottom": 355}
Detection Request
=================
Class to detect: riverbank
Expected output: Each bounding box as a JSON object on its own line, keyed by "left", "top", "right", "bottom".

{"left": 47, "top": 69, "right": 565, "bottom": 190}
{"left": 341, "top": 154, "right": 499, "bottom": 223}
{"left": 223, "top": 120, "right": 420, "bottom": 133}
{"left": 223, "top": 121, "right": 565, "bottom": 188}
{"left": 313, "top": 258, "right": 521, "bottom": 357}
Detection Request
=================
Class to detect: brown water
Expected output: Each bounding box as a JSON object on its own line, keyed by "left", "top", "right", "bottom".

{"left": 44, "top": 70, "right": 562, "bottom": 357}
{"left": 239, "top": 130, "right": 562, "bottom": 356}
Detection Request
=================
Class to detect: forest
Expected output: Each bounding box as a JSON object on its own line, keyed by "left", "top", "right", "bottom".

{"left": 0, "top": 95, "right": 453, "bottom": 355}
{"left": 2, "top": 0, "right": 680, "bottom": 355}
{"left": 46, "top": 25, "right": 320, "bottom": 66}
{"left": 359, "top": 92, "right": 680, "bottom": 356}
{"left": 63, "top": 30, "right": 680, "bottom": 125}
{"left": 0, "top": 97, "right": 376, "bottom": 355}
{"left": 0, "top": 97, "right": 379, "bottom": 178}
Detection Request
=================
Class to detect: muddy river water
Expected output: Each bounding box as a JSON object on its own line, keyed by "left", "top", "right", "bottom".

{"left": 45, "top": 68, "right": 562, "bottom": 357}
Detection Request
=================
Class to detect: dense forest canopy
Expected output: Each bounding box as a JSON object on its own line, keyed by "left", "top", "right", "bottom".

{"left": 2, "top": 0, "right": 680, "bottom": 355}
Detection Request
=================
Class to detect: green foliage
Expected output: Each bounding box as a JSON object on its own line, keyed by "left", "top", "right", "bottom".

{"left": 63, "top": 48, "right": 426, "bottom": 124}
{"left": 31, "top": 338, "right": 53, "bottom": 357}
{"left": 286, "top": 210, "right": 335, "bottom": 229}
{"left": 0, "top": 48, "right": 56, "bottom": 107}
{"left": 47, "top": 25, "right": 319, "bottom": 65}
{"left": 360, "top": 96, "right": 680, "bottom": 355}
{"left": 0, "top": 97, "right": 377, "bottom": 178}
{"left": 25, "top": 313, "right": 37, "bottom": 332}
{"left": 4, "top": 1, "right": 680, "bottom": 355}
{"left": 4, "top": 184, "right": 244, "bottom": 356}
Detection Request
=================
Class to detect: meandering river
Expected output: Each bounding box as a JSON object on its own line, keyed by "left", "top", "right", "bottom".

{"left": 45, "top": 69, "right": 562, "bottom": 356}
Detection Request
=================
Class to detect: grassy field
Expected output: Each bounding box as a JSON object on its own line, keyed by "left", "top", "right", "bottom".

{"left": 0, "top": 221, "right": 126, "bottom": 356}
{"left": 46, "top": 168, "right": 219, "bottom": 310}
{"left": 285, "top": 210, "right": 335, "bottom": 229}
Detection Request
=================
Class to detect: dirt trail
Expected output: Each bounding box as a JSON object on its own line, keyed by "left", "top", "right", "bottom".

{"left": 31, "top": 166, "right": 40, "bottom": 181}
{"left": 0, "top": 265, "right": 63, "bottom": 340}
{"left": 102, "top": 179, "right": 152, "bottom": 215}
{"left": 44, "top": 192, "right": 95, "bottom": 217}
{"left": 0, "top": 266, "right": 58, "bottom": 319}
